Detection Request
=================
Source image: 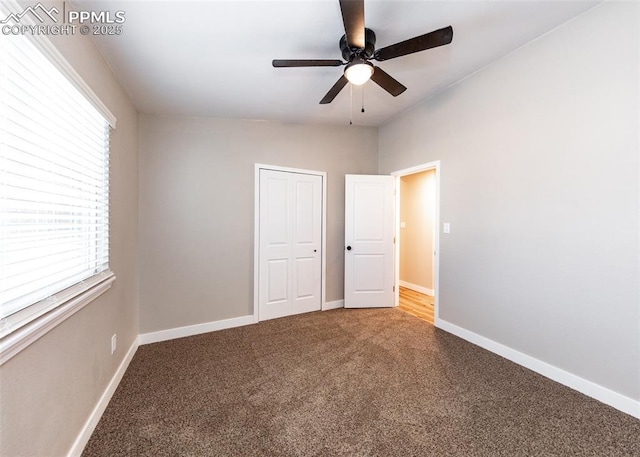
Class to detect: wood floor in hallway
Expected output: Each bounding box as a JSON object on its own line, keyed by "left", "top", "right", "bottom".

{"left": 398, "top": 286, "right": 434, "bottom": 324}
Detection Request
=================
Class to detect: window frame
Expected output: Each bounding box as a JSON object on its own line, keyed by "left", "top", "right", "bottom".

{"left": 0, "top": 0, "right": 117, "bottom": 365}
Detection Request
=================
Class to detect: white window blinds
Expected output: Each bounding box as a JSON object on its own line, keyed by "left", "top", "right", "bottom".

{"left": 0, "top": 27, "right": 111, "bottom": 335}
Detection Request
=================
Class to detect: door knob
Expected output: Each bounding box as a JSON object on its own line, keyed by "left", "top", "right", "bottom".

{"left": 346, "top": 246, "right": 352, "bottom": 251}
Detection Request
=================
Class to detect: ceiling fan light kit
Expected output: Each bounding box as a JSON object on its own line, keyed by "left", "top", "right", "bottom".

{"left": 344, "top": 59, "right": 374, "bottom": 85}
{"left": 272, "top": 0, "right": 453, "bottom": 106}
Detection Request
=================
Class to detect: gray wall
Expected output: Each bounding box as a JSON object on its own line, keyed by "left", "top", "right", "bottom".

{"left": 0, "top": 16, "right": 140, "bottom": 457}
{"left": 139, "top": 116, "right": 378, "bottom": 333}
{"left": 379, "top": 1, "right": 639, "bottom": 400}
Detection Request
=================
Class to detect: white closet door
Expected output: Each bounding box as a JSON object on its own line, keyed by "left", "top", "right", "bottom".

{"left": 259, "top": 169, "right": 322, "bottom": 320}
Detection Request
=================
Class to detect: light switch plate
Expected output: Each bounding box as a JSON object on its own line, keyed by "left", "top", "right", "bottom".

{"left": 443, "top": 223, "right": 450, "bottom": 234}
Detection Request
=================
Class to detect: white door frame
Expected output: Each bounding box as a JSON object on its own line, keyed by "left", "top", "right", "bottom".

{"left": 391, "top": 161, "right": 441, "bottom": 325}
{"left": 254, "top": 164, "right": 327, "bottom": 323}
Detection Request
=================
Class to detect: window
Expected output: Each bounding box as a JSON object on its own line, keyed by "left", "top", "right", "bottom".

{"left": 0, "top": 8, "right": 116, "bottom": 346}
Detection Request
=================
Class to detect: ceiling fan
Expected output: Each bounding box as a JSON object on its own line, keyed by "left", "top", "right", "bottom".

{"left": 272, "top": 0, "right": 453, "bottom": 104}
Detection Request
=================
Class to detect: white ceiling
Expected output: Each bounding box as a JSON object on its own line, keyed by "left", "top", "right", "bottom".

{"left": 77, "top": 0, "right": 600, "bottom": 126}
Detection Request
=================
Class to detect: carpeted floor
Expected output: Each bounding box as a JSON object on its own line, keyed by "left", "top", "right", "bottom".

{"left": 82, "top": 308, "right": 640, "bottom": 456}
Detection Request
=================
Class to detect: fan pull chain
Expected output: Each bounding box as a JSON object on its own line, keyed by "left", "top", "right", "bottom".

{"left": 361, "top": 84, "right": 365, "bottom": 113}
{"left": 349, "top": 83, "right": 353, "bottom": 125}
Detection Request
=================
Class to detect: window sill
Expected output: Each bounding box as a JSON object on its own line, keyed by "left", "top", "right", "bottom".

{"left": 0, "top": 271, "right": 116, "bottom": 366}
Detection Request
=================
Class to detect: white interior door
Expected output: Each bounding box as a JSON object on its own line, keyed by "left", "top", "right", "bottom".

{"left": 344, "top": 174, "right": 395, "bottom": 308}
{"left": 259, "top": 169, "right": 322, "bottom": 320}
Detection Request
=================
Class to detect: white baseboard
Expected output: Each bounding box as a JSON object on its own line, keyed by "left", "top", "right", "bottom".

{"left": 323, "top": 299, "right": 344, "bottom": 310}
{"left": 399, "top": 280, "right": 433, "bottom": 296}
{"left": 436, "top": 318, "right": 640, "bottom": 419}
{"left": 138, "top": 315, "right": 254, "bottom": 345}
{"left": 67, "top": 337, "right": 139, "bottom": 457}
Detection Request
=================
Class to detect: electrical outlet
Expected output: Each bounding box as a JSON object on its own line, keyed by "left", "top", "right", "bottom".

{"left": 111, "top": 334, "right": 117, "bottom": 355}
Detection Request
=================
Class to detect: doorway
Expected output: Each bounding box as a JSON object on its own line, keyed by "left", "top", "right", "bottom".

{"left": 392, "top": 162, "right": 440, "bottom": 324}
{"left": 254, "top": 164, "right": 327, "bottom": 322}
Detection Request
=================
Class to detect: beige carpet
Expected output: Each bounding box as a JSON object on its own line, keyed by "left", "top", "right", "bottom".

{"left": 83, "top": 308, "right": 640, "bottom": 456}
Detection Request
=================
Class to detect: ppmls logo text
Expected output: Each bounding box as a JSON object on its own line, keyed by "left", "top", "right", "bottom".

{"left": 68, "top": 9, "right": 125, "bottom": 25}
{"left": 1, "top": 2, "right": 125, "bottom": 36}
{"left": 1, "top": 2, "right": 125, "bottom": 24}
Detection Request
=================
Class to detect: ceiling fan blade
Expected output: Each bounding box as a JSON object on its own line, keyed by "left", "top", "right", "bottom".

{"left": 374, "top": 25, "right": 453, "bottom": 61}
{"left": 273, "top": 59, "right": 344, "bottom": 67}
{"left": 339, "top": 0, "right": 365, "bottom": 49}
{"left": 370, "top": 67, "right": 406, "bottom": 97}
{"left": 320, "top": 75, "right": 349, "bottom": 104}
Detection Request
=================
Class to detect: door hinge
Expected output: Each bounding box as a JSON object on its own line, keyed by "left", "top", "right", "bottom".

{"left": 393, "top": 285, "right": 395, "bottom": 292}
{"left": 393, "top": 237, "right": 396, "bottom": 244}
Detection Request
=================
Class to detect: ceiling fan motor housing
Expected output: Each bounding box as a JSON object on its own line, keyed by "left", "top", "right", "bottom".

{"left": 340, "top": 28, "right": 376, "bottom": 61}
